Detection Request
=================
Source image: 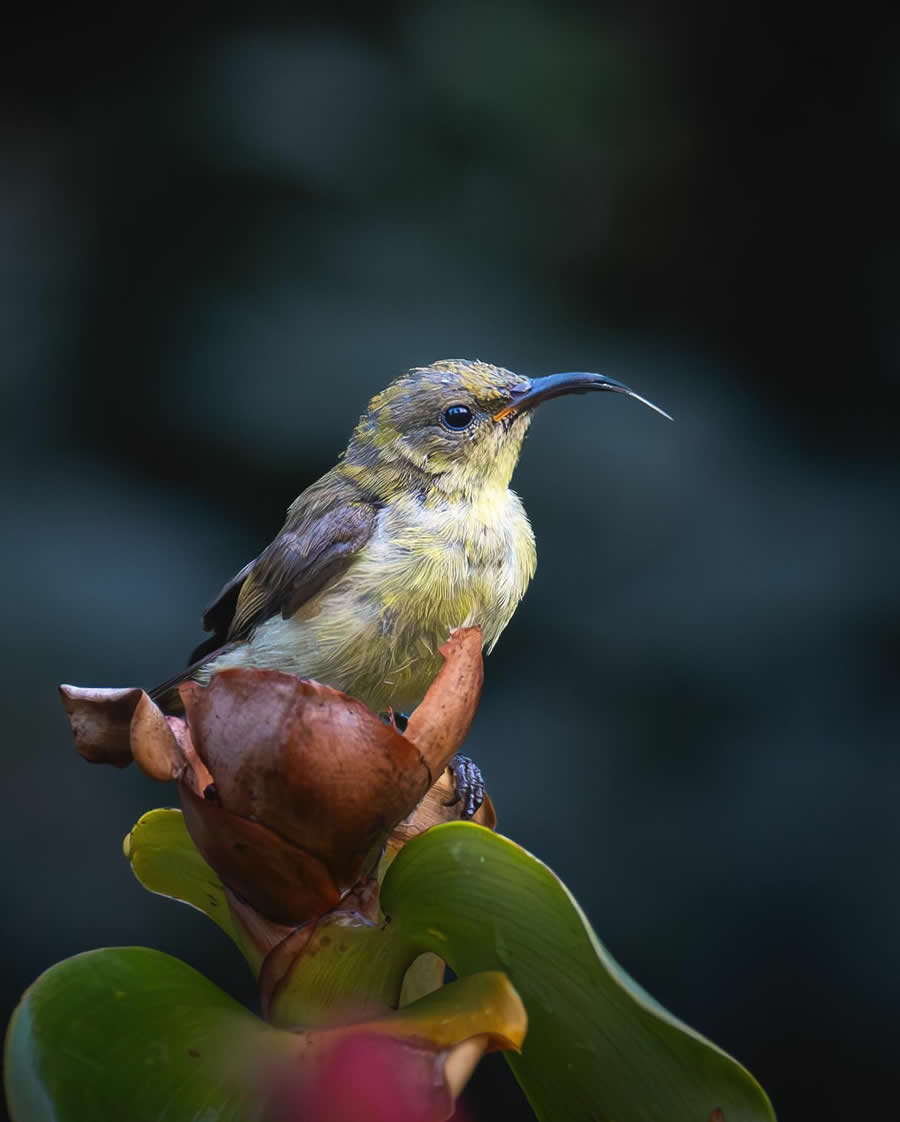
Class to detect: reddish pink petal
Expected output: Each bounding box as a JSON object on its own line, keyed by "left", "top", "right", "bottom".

{"left": 266, "top": 1034, "right": 471, "bottom": 1122}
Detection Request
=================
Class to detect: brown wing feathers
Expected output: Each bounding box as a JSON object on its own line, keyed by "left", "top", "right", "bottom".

{"left": 228, "top": 500, "right": 377, "bottom": 638}
{"left": 151, "top": 476, "right": 379, "bottom": 709}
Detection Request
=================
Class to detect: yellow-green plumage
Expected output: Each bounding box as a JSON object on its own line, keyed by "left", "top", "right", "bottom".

{"left": 158, "top": 360, "right": 537, "bottom": 714}
{"left": 208, "top": 476, "right": 535, "bottom": 713}
{"left": 153, "top": 358, "right": 666, "bottom": 716}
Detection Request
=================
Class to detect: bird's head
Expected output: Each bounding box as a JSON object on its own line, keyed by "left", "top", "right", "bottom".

{"left": 342, "top": 359, "right": 670, "bottom": 501}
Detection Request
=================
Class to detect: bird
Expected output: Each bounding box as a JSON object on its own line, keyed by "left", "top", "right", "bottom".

{"left": 152, "top": 359, "right": 669, "bottom": 808}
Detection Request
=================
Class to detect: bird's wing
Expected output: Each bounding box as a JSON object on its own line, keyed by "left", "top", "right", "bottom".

{"left": 189, "top": 493, "right": 380, "bottom": 665}
{"left": 149, "top": 477, "right": 380, "bottom": 710}
{"left": 225, "top": 498, "right": 378, "bottom": 642}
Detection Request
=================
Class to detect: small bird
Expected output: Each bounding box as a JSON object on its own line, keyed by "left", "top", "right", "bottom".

{"left": 153, "top": 360, "right": 668, "bottom": 804}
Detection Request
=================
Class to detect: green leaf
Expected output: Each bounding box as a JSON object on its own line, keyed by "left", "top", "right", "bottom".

{"left": 119, "top": 809, "right": 774, "bottom": 1120}
{"left": 4, "top": 948, "right": 284, "bottom": 1122}
{"left": 124, "top": 809, "right": 237, "bottom": 943}
{"left": 4, "top": 948, "right": 526, "bottom": 1122}
{"left": 263, "top": 909, "right": 422, "bottom": 1030}
{"left": 381, "top": 822, "right": 776, "bottom": 1122}
{"left": 124, "top": 809, "right": 274, "bottom": 974}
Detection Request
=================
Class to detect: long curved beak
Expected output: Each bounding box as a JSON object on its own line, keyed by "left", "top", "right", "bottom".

{"left": 493, "top": 371, "right": 672, "bottom": 422}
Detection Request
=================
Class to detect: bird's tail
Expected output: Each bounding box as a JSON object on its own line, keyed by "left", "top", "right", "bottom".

{"left": 148, "top": 671, "right": 188, "bottom": 715}
{"left": 150, "top": 639, "right": 239, "bottom": 714}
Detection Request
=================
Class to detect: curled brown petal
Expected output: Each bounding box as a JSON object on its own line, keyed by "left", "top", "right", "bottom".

{"left": 59, "top": 685, "right": 143, "bottom": 768}
{"left": 179, "top": 670, "right": 431, "bottom": 891}
{"left": 60, "top": 684, "right": 182, "bottom": 781}
{"left": 178, "top": 783, "right": 341, "bottom": 925}
{"left": 390, "top": 767, "right": 496, "bottom": 850}
{"left": 128, "top": 693, "right": 181, "bottom": 781}
{"left": 64, "top": 626, "right": 489, "bottom": 931}
{"left": 169, "top": 719, "right": 213, "bottom": 794}
{"left": 403, "top": 627, "right": 484, "bottom": 778}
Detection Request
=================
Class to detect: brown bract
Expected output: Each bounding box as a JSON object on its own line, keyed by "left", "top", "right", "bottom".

{"left": 61, "top": 628, "right": 488, "bottom": 926}
{"left": 179, "top": 671, "right": 431, "bottom": 893}
{"left": 391, "top": 768, "right": 496, "bottom": 849}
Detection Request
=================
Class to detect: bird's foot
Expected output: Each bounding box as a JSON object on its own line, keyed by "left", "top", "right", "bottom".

{"left": 443, "top": 754, "right": 485, "bottom": 820}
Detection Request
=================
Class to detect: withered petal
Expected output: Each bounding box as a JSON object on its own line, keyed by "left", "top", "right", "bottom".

{"left": 59, "top": 684, "right": 143, "bottom": 768}
{"left": 178, "top": 783, "right": 342, "bottom": 926}
{"left": 60, "top": 684, "right": 184, "bottom": 781}
{"left": 64, "top": 628, "right": 488, "bottom": 931}
{"left": 403, "top": 627, "right": 484, "bottom": 778}
{"left": 170, "top": 719, "right": 214, "bottom": 795}
{"left": 128, "top": 693, "right": 181, "bottom": 781}
{"left": 390, "top": 767, "right": 496, "bottom": 850}
{"left": 180, "top": 670, "right": 431, "bottom": 890}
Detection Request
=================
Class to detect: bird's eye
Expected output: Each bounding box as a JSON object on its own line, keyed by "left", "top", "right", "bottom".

{"left": 441, "top": 404, "right": 475, "bottom": 430}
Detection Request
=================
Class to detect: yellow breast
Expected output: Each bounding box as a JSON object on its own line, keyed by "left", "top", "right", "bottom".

{"left": 212, "top": 486, "right": 536, "bottom": 714}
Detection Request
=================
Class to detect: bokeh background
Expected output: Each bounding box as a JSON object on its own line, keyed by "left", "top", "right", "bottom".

{"left": 2, "top": 3, "right": 897, "bottom": 1119}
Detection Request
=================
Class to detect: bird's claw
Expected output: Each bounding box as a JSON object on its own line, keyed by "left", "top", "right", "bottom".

{"left": 443, "top": 753, "right": 485, "bottom": 820}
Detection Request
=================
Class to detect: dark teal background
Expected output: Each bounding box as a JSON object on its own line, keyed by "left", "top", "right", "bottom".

{"left": 2, "top": 4, "right": 897, "bottom": 1119}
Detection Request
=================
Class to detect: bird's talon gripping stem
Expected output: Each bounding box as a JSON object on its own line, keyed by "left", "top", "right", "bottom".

{"left": 444, "top": 754, "right": 485, "bottom": 819}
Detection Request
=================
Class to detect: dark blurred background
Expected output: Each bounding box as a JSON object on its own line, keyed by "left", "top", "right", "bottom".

{"left": 2, "top": 3, "right": 898, "bottom": 1119}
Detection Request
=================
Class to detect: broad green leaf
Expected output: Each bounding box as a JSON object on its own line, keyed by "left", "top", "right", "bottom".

{"left": 124, "top": 809, "right": 277, "bottom": 974}
{"left": 124, "top": 808, "right": 450, "bottom": 1029}
{"left": 263, "top": 909, "right": 422, "bottom": 1030}
{"left": 120, "top": 809, "right": 774, "bottom": 1120}
{"left": 381, "top": 822, "right": 776, "bottom": 1122}
{"left": 124, "top": 809, "right": 237, "bottom": 943}
{"left": 4, "top": 948, "right": 282, "bottom": 1122}
{"left": 5, "top": 947, "right": 525, "bottom": 1122}
{"left": 124, "top": 809, "right": 434, "bottom": 1011}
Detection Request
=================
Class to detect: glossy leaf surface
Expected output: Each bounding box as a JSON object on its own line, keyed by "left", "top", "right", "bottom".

{"left": 5, "top": 948, "right": 525, "bottom": 1122}
{"left": 118, "top": 810, "right": 775, "bottom": 1121}
{"left": 5, "top": 948, "right": 277, "bottom": 1122}
{"left": 125, "top": 809, "right": 239, "bottom": 944}
{"left": 382, "top": 822, "right": 776, "bottom": 1122}
{"left": 126, "top": 808, "right": 298, "bottom": 974}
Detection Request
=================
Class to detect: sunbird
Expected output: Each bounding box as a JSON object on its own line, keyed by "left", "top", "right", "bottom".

{"left": 153, "top": 360, "right": 669, "bottom": 806}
